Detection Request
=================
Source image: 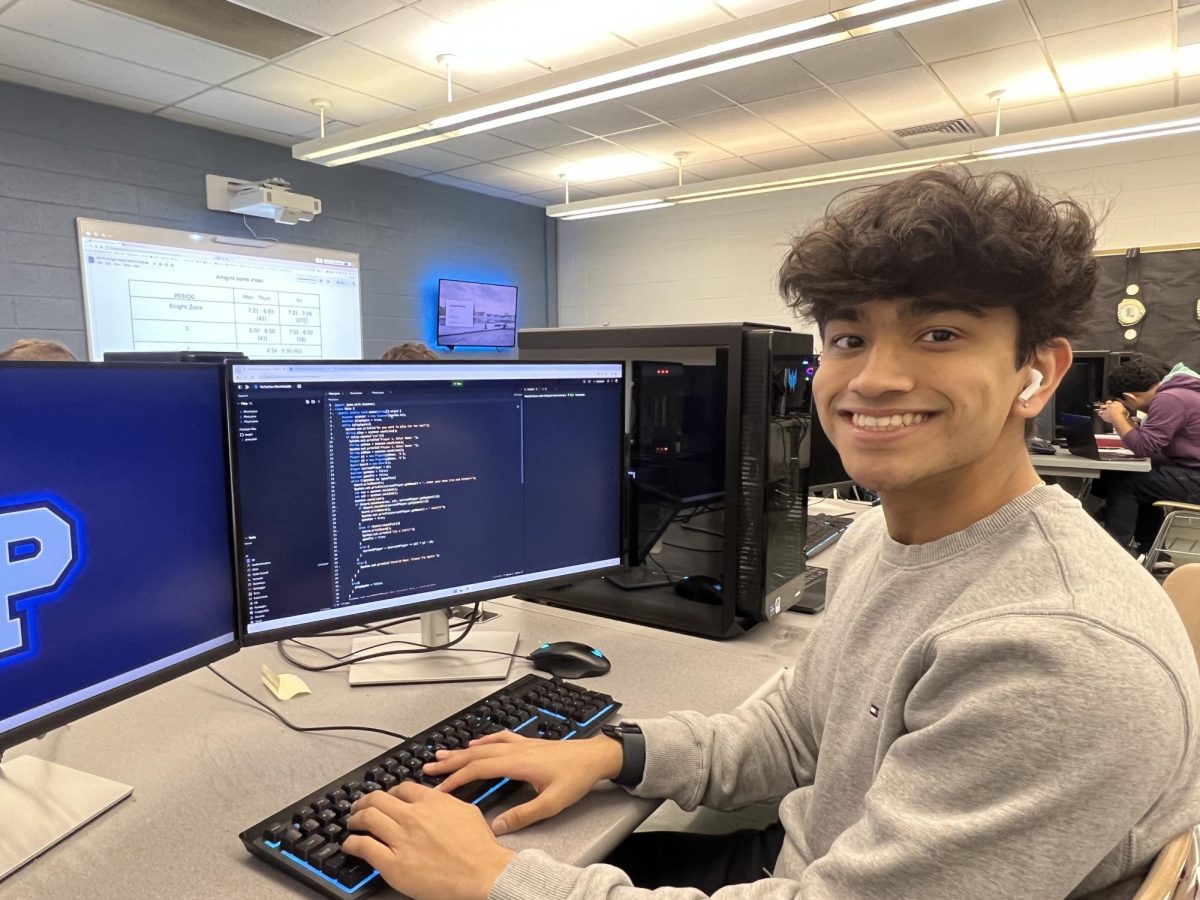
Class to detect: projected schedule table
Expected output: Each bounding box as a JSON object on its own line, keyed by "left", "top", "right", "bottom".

{"left": 127, "top": 280, "right": 324, "bottom": 357}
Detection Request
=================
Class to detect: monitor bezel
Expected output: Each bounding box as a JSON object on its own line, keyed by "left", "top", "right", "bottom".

{"left": 224, "top": 358, "right": 627, "bottom": 646}
{"left": 435, "top": 278, "right": 519, "bottom": 350}
{"left": 0, "top": 360, "right": 241, "bottom": 754}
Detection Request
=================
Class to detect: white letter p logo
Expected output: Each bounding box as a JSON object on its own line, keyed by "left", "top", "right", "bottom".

{"left": 1, "top": 502, "right": 80, "bottom": 663}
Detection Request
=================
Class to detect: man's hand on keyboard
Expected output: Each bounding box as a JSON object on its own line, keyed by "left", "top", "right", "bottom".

{"left": 343, "top": 782, "right": 514, "bottom": 900}
{"left": 426, "top": 730, "right": 623, "bottom": 835}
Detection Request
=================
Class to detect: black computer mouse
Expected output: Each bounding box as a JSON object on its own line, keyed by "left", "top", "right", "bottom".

{"left": 673, "top": 574, "right": 724, "bottom": 604}
{"left": 529, "top": 641, "right": 611, "bottom": 679}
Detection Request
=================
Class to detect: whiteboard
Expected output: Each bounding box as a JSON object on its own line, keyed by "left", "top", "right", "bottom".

{"left": 77, "top": 218, "right": 363, "bottom": 360}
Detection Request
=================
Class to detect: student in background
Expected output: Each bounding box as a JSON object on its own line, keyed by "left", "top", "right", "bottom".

{"left": 381, "top": 342, "right": 439, "bottom": 361}
{"left": 0, "top": 338, "right": 77, "bottom": 361}
{"left": 1099, "top": 355, "right": 1200, "bottom": 554}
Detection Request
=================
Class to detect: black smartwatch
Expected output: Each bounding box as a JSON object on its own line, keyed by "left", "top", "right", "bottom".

{"left": 601, "top": 722, "right": 646, "bottom": 787}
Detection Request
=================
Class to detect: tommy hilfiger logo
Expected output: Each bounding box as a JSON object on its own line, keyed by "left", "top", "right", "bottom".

{"left": 869, "top": 704, "right": 880, "bottom": 718}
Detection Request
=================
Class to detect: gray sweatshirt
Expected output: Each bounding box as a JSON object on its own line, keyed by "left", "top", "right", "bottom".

{"left": 490, "top": 485, "right": 1200, "bottom": 900}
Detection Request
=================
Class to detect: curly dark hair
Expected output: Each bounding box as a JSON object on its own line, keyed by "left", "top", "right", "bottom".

{"left": 1107, "top": 355, "right": 1170, "bottom": 397}
{"left": 381, "top": 341, "right": 439, "bottom": 361}
{"left": 778, "top": 166, "right": 1098, "bottom": 365}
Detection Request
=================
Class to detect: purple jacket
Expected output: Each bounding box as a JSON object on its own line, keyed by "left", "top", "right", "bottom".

{"left": 1121, "top": 365, "right": 1200, "bottom": 467}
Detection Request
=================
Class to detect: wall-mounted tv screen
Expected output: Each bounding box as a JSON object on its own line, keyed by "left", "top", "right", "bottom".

{"left": 436, "top": 279, "right": 518, "bottom": 349}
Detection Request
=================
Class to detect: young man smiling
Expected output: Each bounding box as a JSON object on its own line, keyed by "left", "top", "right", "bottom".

{"left": 341, "top": 168, "right": 1200, "bottom": 900}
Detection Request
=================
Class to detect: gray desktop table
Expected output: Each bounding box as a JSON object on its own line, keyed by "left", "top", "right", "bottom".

{"left": 1030, "top": 447, "right": 1151, "bottom": 479}
{"left": 5, "top": 601, "right": 799, "bottom": 899}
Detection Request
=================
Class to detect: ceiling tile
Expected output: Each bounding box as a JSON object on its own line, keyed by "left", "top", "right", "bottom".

{"left": 377, "top": 144, "right": 477, "bottom": 171}
{"left": 742, "top": 144, "right": 830, "bottom": 170}
{"left": 605, "top": 123, "right": 732, "bottom": 164}
{"left": 747, "top": 88, "right": 877, "bottom": 143}
{"left": 1024, "top": 0, "right": 1171, "bottom": 38}
{"left": 0, "top": 62, "right": 160, "bottom": 113}
{"left": 796, "top": 32, "right": 919, "bottom": 84}
{"left": 156, "top": 107, "right": 292, "bottom": 145}
{"left": 718, "top": 0, "right": 825, "bottom": 15}
{"left": 572, "top": 176, "right": 657, "bottom": 197}
{"left": 624, "top": 81, "right": 734, "bottom": 120}
{"left": 442, "top": 162, "right": 561, "bottom": 193}
{"left": 413, "top": 0, "right": 631, "bottom": 76}
{"left": 898, "top": 0, "right": 1034, "bottom": 62}
{"left": 1044, "top": 13, "right": 1174, "bottom": 96}
{"left": 675, "top": 106, "right": 800, "bottom": 155}
{"left": 490, "top": 149, "right": 574, "bottom": 180}
{"left": 362, "top": 158, "right": 434, "bottom": 178}
{"left": 932, "top": 42, "right": 1060, "bottom": 114}
{"left": 835, "top": 67, "right": 963, "bottom": 131}
{"left": 173, "top": 88, "right": 322, "bottom": 135}
{"left": 339, "top": 6, "right": 546, "bottom": 93}
{"left": 0, "top": 26, "right": 207, "bottom": 105}
{"left": 280, "top": 38, "right": 469, "bottom": 109}
{"left": 423, "top": 171, "right": 521, "bottom": 198}
{"left": 702, "top": 56, "right": 818, "bottom": 104}
{"left": 511, "top": 194, "right": 551, "bottom": 206}
{"left": 1069, "top": 80, "right": 1175, "bottom": 120}
{"left": 231, "top": 0, "right": 407, "bottom": 36}
{"left": 550, "top": 138, "right": 623, "bottom": 162}
{"left": 810, "top": 132, "right": 905, "bottom": 160}
{"left": 970, "top": 99, "right": 1072, "bottom": 135}
{"left": 606, "top": 0, "right": 732, "bottom": 46}
{"left": 438, "top": 132, "right": 533, "bottom": 161}
{"left": 224, "top": 66, "right": 410, "bottom": 124}
{"left": 680, "top": 157, "right": 765, "bottom": 180}
{"left": 1181, "top": 75, "right": 1200, "bottom": 106}
{"left": 626, "top": 168, "right": 688, "bottom": 188}
{"left": 487, "top": 118, "right": 594, "bottom": 149}
{"left": 551, "top": 101, "right": 660, "bottom": 136}
{"left": 1, "top": 0, "right": 261, "bottom": 82}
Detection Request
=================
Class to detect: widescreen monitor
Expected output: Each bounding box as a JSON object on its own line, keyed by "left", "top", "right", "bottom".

{"left": 436, "top": 279, "right": 518, "bottom": 349}
{"left": 0, "top": 363, "right": 239, "bottom": 752}
{"left": 77, "top": 218, "right": 363, "bottom": 360}
{"left": 228, "top": 361, "right": 624, "bottom": 642}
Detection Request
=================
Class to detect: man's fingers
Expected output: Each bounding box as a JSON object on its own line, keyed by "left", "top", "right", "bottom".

{"left": 491, "top": 792, "right": 559, "bottom": 836}
{"left": 346, "top": 804, "right": 408, "bottom": 848}
{"left": 426, "top": 741, "right": 525, "bottom": 775}
{"left": 341, "top": 833, "right": 392, "bottom": 870}
{"left": 471, "top": 730, "right": 523, "bottom": 747}
{"left": 389, "top": 781, "right": 435, "bottom": 803}
{"left": 434, "top": 758, "right": 518, "bottom": 794}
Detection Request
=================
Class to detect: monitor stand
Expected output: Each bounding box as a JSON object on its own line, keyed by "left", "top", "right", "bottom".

{"left": 605, "top": 565, "right": 672, "bottom": 590}
{"left": 348, "top": 609, "right": 519, "bottom": 686}
{"left": 0, "top": 754, "right": 132, "bottom": 882}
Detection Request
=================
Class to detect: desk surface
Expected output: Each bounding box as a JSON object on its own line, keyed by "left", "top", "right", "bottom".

{"left": 5, "top": 601, "right": 800, "bottom": 899}
{"left": 1030, "top": 447, "right": 1151, "bottom": 476}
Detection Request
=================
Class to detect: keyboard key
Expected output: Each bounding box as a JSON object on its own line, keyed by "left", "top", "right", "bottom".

{"left": 338, "top": 861, "right": 374, "bottom": 888}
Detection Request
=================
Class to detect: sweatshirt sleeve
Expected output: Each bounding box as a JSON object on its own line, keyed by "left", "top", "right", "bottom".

{"left": 490, "top": 614, "right": 1189, "bottom": 900}
{"left": 1122, "top": 392, "right": 1186, "bottom": 456}
{"left": 622, "top": 641, "right": 821, "bottom": 813}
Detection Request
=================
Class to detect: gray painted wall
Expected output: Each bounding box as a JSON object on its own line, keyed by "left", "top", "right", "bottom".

{"left": 0, "top": 81, "right": 552, "bottom": 359}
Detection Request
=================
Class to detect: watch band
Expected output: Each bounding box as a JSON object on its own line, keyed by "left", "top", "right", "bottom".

{"left": 602, "top": 722, "right": 647, "bottom": 787}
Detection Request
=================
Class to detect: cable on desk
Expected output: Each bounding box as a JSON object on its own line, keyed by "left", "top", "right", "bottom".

{"left": 277, "top": 603, "right": 532, "bottom": 672}
{"left": 645, "top": 554, "right": 678, "bottom": 584}
{"left": 660, "top": 541, "right": 723, "bottom": 553}
{"left": 306, "top": 605, "right": 482, "bottom": 639}
{"left": 206, "top": 665, "right": 409, "bottom": 741}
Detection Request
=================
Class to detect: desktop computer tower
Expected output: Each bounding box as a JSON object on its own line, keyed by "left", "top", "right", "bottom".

{"left": 518, "top": 323, "right": 816, "bottom": 638}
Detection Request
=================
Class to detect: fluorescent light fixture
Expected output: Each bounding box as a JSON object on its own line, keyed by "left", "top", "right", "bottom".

{"left": 547, "top": 104, "right": 1200, "bottom": 220}
{"left": 847, "top": 0, "right": 1002, "bottom": 36}
{"left": 560, "top": 200, "right": 676, "bottom": 220}
{"left": 294, "top": 0, "right": 1001, "bottom": 167}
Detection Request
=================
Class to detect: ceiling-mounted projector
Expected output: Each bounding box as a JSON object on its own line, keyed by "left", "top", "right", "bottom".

{"left": 205, "top": 174, "right": 322, "bottom": 225}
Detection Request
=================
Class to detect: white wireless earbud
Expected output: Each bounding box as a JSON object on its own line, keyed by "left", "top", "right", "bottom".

{"left": 1018, "top": 369, "right": 1044, "bottom": 403}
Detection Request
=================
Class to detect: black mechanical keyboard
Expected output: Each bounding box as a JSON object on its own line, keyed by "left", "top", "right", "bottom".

{"left": 804, "top": 514, "right": 854, "bottom": 558}
{"left": 240, "top": 673, "right": 621, "bottom": 899}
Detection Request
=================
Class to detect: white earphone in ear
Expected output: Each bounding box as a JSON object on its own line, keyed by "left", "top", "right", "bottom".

{"left": 1018, "top": 369, "right": 1044, "bottom": 403}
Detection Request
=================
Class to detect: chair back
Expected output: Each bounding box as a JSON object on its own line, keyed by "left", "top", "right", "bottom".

{"left": 1162, "top": 564, "right": 1200, "bottom": 672}
{"left": 1133, "top": 826, "right": 1200, "bottom": 900}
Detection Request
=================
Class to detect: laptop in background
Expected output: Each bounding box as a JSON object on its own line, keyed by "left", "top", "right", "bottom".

{"left": 1058, "top": 413, "right": 1143, "bottom": 461}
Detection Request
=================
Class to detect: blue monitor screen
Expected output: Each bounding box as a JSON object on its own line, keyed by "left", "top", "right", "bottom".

{"left": 0, "top": 364, "right": 238, "bottom": 747}
{"left": 229, "top": 361, "right": 624, "bottom": 639}
{"left": 436, "top": 279, "right": 518, "bottom": 348}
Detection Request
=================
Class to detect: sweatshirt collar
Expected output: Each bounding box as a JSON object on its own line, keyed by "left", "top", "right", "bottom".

{"left": 878, "top": 483, "right": 1059, "bottom": 568}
